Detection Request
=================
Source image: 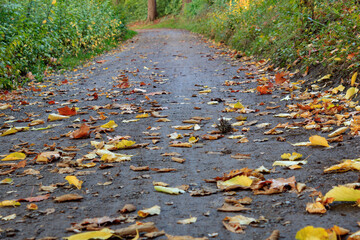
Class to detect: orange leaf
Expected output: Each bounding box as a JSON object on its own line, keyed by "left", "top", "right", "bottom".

{"left": 275, "top": 72, "right": 287, "bottom": 85}
{"left": 57, "top": 106, "right": 77, "bottom": 116}
{"left": 309, "top": 135, "right": 329, "bottom": 147}
{"left": 256, "top": 85, "right": 272, "bottom": 95}
{"left": 70, "top": 124, "right": 90, "bottom": 139}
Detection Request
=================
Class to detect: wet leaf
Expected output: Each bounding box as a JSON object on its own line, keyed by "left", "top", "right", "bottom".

{"left": 101, "top": 120, "right": 118, "bottom": 129}
{"left": 177, "top": 216, "right": 197, "bottom": 224}
{"left": 324, "top": 185, "right": 360, "bottom": 202}
{"left": 309, "top": 135, "right": 329, "bottom": 147}
{"left": 48, "top": 113, "right": 70, "bottom": 121}
{"left": 54, "top": 194, "right": 83, "bottom": 202}
{"left": 345, "top": 87, "right": 359, "bottom": 100}
{"left": 351, "top": 72, "right": 358, "bottom": 86}
{"left": 2, "top": 152, "right": 26, "bottom": 161}
{"left": 57, "top": 106, "right": 77, "bottom": 116}
{"left": 295, "top": 226, "right": 328, "bottom": 240}
{"left": 154, "top": 186, "right": 185, "bottom": 195}
{"left": 306, "top": 202, "right": 326, "bottom": 214}
{"left": 70, "top": 123, "right": 91, "bottom": 139}
{"left": 64, "top": 228, "right": 114, "bottom": 240}
{"left": 0, "top": 200, "right": 20, "bottom": 207}
{"left": 281, "top": 152, "right": 302, "bottom": 161}
{"left": 138, "top": 205, "right": 161, "bottom": 217}
{"left": 65, "top": 175, "right": 83, "bottom": 190}
{"left": 324, "top": 160, "right": 360, "bottom": 173}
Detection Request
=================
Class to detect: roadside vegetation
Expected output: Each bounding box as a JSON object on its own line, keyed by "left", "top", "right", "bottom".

{"left": 0, "top": 0, "right": 132, "bottom": 89}
{"left": 135, "top": 0, "right": 360, "bottom": 84}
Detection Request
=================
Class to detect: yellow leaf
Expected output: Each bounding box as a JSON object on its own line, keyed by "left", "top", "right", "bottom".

{"left": 115, "top": 140, "right": 135, "bottom": 149}
{"left": 233, "top": 102, "right": 244, "bottom": 109}
{"left": 132, "top": 230, "right": 139, "bottom": 240}
{"left": 351, "top": 72, "right": 358, "bottom": 86}
{"left": 295, "top": 226, "right": 328, "bottom": 240}
{"left": 27, "top": 203, "right": 38, "bottom": 210}
{"left": 65, "top": 228, "right": 114, "bottom": 240}
{"left": 328, "top": 127, "right": 348, "bottom": 138}
{"left": 51, "top": 0, "right": 56, "bottom": 4}
{"left": 0, "top": 200, "right": 20, "bottom": 207}
{"left": 154, "top": 186, "right": 185, "bottom": 195}
{"left": 317, "top": 74, "right": 332, "bottom": 82}
{"left": 281, "top": 152, "right": 302, "bottom": 161}
{"left": 1, "top": 127, "right": 29, "bottom": 136}
{"left": 199, "top": 89, "right": 211, "bottom": 94}
{"left": 345, "top": 87, "right": 359, "bottom": 100}
{"left": 2, "top": 152, "right": 26, "bottom": 161}
{"left": 0, "top": 178, "right": 13, "bottom": 184}
{"left": 324, "top": 185, "right": 360, "bottom": 202}
{"left": 188, "top": 136, "right": 199, "bottom": 143}
{"left": 309, "top": 135, "right": 329, "bottom": 147}
{"left": 138, "top": 205, "right": 161, "bottom": 217}
{"left": 332, "top": 85, "right": 345, "bottom": 94}
{"left": 48, "top": 113, "right": 69, "bottom": 121}
{"left": 65, "top": 175, "right": 83, "bottom": 190}
{"left": 217, "top": 175, "right": 253, "bottom": 189}
{"left": 324, "top": 160, "right": 360, "bottom": 173}
{"left": 42, "top": 19, "right": 47, "bottom": 24}
{"left": 100, "top": 120, "right": 118, "bottom": 129}
{"left": 136, "top": 113, "right": 149, "bottom": 118}
{"left": 334, "top": 57, "right": 342, "bottom": 61}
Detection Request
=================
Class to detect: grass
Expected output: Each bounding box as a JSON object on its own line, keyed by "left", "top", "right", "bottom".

{"left": 60, "top": 30, "right": 137, "bottom": 70}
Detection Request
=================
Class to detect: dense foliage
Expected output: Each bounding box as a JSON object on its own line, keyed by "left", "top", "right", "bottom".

{"left": 182, "top": 0, "right": 360, "bottom": 77}
{"left": 0, "top": 0, "right": 128, "bottom": 89}
{"left": 122, "top": 0, "right": 183, "bottom": 21}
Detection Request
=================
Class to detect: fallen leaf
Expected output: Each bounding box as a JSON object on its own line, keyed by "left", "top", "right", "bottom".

{"left": 223, "top": 215, "right": 257, "bottom": 233}
{"left": 136, "top": 113, "right": 149, "bottom": 118}
{"left": 257, "top": 85, "right": 272, "bottom": 95}
{"left": 295, "top": 226, "right": 328, "bottom": 240}
{"left": 324, "top": 185, "right": 360, "bottom": 202}
{"left": 115, "top": 222, "right": 158, "bottom": 237}
{"left": 138, "top": 205, "right": 161, "bottom": 217}
{"left": 177, "top": 216, "right": 197, "bottom": 224}
{"left": 27, "top": 203, "right": 38, "bottom": 210}
{"left": 169, "top": 143, "right": 192, "bottom": 148}
{"left": 172, "top": 125, "right": 193, "bottom": 130}
{"left": 36, "top": 151, "right": 61, "bottom": 163}
{"left": 217, "top": 175, "right": 253, "bottom": 190}
{"left": 309, "top": 135, "right": 329, "bottom": 147}
{"left": 165, "top": 234, "right": 208, "bottom": 240}
{"left": 65, "top": 175, "right": 83, "bottom": 190}
{"left": 201, "top": 134, "right": 223, "bottom": 140}
{"left": 57, "top": 106, "right": 77, "bottom": 116}
{"left": 328, "top": 127, "right": 348, "bottom": 138}
{"left": 70, "top": 123, "right": 91, "bottom": 139}
{"left": 345, "top": 87, "right": 359, "bottom": 99}
{"left": 1, "top": 127, "right": 29, "bottom": 136}
{"left": 0, "top": 178, "right": 13, "bottom": 184}
{"left": 2, "top": 152, "right": 26, "bottom": 161}
{"left": 171, "top": 157, "right": 185, "bottom": 163}
{"left": 101, "top": 120, "right": 118, "bottom": 129}
{"left": 306, "top": 202, "right": 326, "bottom": 214}
{"left": 2, "top": 213, "right": 16, "bottom": 220}
{"left": 0, "top": 200, "right": 20, "bottom": 207}
{"left": 324, "top": 160, "right": 360, "bottom": 173}
{"left": 54, "top": 194, "right": 83, "bottom": 202}
{"left": 48, "top": 113, "right": 70, "bottom": 121}
{"left": 351, "top": 72, "right": 358, "bottom": 86}
{"left": 64, "top": 228, "right": 114, "bottom": 240}
{"left": 120, "top": 204, "right": 136, "bottom": 213}
{"left": 154, "top": 186, "right": 185, "bottom": 195}
{"left": 115, "top": 140, "right": 136, "bottom": 149}
{"left": 130, "top": 165, "right": 149, "bottom": 171}
{"left": 217, "top": 203, "right": 250, "bottom": 212}
{"left": 151, "top": 168, "right": 177, "bottom": 172}
{"left": 230, "top": 154, "right": 251, "bottom": 160}
{"left": 281, "top": 152, "right": 302, "bottom": 161}
{"left": 17, "top": 194, "right": 50, "bottom": 202}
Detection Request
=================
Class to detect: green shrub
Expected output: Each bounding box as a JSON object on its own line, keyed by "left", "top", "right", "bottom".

{"left": 0, "top": 0, "right": 128, "bottom": 89}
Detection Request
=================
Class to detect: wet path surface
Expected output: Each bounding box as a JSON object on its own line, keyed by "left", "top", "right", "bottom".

{"left": 0, "top": 29, "right": 359, "bottom": 239}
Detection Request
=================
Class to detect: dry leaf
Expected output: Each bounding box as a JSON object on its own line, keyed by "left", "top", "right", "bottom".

{"left": 201, "top": 134, "right": 223, "bottom": 140}
{"left": 281, "top": 152, "right": 302, "bottom": 161}
{"left": 295, "top": 226, "right": 328, "bottom": 240}
{"left": 324, "top": 185, "right": 360, "bottom": 202}
{"left": 0, "top": 200, "right": 21, "bottom": 207}
{"left": 165, "top": 234, "right": 208, "bottom": 240}
{"left": 230, "top": 154, "right": 251, "bottom": 160}
{"left": 65, "top": 175, "right": 83, "bottom": 190}
{"left": 172, "top": 125, "right": 193, "bottom": 130}
{"left": 177, "top": 216, "right": 197, "bottom": 224}
{"left": 324, "top": 160, "right": 360, "bottom": 173}
{"left": 101, "top": 120, "right": 118, "bottom": 129}
{"left": 138, "top": 205, "right": 161, "bottom": 217}
{"left": 169, "top": 143, "right": 192, "bottom": 148}
{"left": 120, "top": 204, "right": 136, "bottom": 213}
{"left": 54, "top": 194, "right": 83, "bottom": 202}
{"left": 2, "top": 152, "right": 26, "bottom": 161}
{"left": 48, "top": 113, "right": 69, "bottom": 121}
{"left": 217, "top": 203, "right": 250, "bottom": 212}
{"left": 309, "top": 135, "right": 329, "bottom": 147}
{"left": 70, "top": 123, "right": 90, "bottom": 139}
{"left": 57, "top": 106, "right": 77, "bottom": 116}
{"left": 306, "top": 202, "right": 326, "bottom": 214}
{"left": 36, "top": 151, "right": 61, "bottom": 163}
{"left": 154, "top": 186, "right": 185, "bottom": 195}
{"left": 328, "top": 127, "right": 348, "bottom": 138}
{"left": 64, "top": 228, "right": 113, "bottom": 240}
{"left": 172, "top": 157, "right": 185, "bottom": 163}
{"left": 130, "top": 165, "right": 149, "bottom": 171}
{"left": 115, "top": 222, "right": 158, "bottom": 237}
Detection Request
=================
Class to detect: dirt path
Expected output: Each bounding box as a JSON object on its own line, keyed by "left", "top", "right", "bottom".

{"left": 0, "top": 29, "right": 359, "bottom": 239}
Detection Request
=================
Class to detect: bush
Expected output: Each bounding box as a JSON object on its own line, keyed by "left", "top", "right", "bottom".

{"left": 0, "top": 0, "right": 128, "bottom": 89}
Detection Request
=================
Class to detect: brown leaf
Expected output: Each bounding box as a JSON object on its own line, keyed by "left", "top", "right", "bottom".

{"left": 151, "top": 168, "right": 177, "bottom": 172}
{"left": 201, "top": 134, "right": 224, "bottom": 140}
{"left": 130, "top": 165, "right": 149, "bottom": 171}
{"left": 172, "top": 157, "right": 185, "bottom": 163}
{"left": 306, "top": 202, "right": 326, "bottom": 214}
{"left": 169, "top": 143, "right": 192, "bottom": 148}
{"left": 230, "top": 154, "right": 251, "bottom": 160}
{"left": 18, "top": 194, "right": 50, "bottom": 202}
{"left": 166, "top": 234, "right": 208, "bottom": 240}
{"left": 70, "top": 123, "right": 91, "bottom": 139}
{"left": 120, "top": 204, "right": 137, "bottom": 213}
{"left": 217, "top": 203, "right": 250, "bottom": 212}
{"left": 222, "top": 220, "right": 245, "bottom": 234}
{"left": 265, "top": 230, "right": 280, "bottom": 240}
{"left": 36, "top": 151, "right": 61, "bottom": 164}
{"left": 253, "top": 176, "right": 296, "bottom": 195}
{"left": 54, "top": 194, "right": 83, "bottom": 202}
{"left": 115, "top": 222, "right": 158, "bottom": 237}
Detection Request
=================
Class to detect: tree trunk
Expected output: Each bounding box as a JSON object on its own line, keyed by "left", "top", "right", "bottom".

{"left": 147, "top": 0, "right": 157, "bottom": 22}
